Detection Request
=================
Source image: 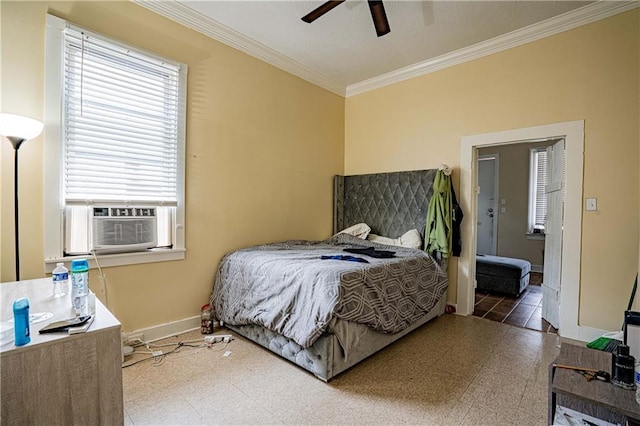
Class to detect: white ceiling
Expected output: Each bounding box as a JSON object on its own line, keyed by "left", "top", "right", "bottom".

{"left": 135, "top": 1, "right": 636, "bottom": 96}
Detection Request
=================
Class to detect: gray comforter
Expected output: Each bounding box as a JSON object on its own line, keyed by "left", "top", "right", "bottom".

{"left": 211, "top": 233, "right": 448, "bottom": 349}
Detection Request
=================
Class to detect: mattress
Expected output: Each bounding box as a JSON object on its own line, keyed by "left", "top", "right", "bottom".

{"left": 211, "top": 233, "right": 448, "bottom": 380}
{"left": 212, "top": 233, "right": 448, "bottom": 350}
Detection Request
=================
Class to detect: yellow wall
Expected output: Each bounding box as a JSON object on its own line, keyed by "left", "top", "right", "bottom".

{"left": 346, "top": 10, "right": 639, "bottom": 331}
{"left": 0, "top": 1, "right": 344, "bottom": 331}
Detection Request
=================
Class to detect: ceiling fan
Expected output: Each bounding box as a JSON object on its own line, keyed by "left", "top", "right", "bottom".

{"left": 301, "top": 0, "right": 391, "bottom": 37}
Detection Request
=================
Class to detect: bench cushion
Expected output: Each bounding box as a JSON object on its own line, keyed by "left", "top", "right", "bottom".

{"left": 476, "top": 254, "right": 531, "bottom": 296}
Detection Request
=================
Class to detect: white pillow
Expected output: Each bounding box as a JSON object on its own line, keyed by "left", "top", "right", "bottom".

{"left": 335, "top": 223, "right": 371, "bottom": 239}
{"left": 366, "top": 233, "right": 396, "bottom": 246}
{"left": 367, "top": 229, "right": 423, "bottom": 250}
{"left": 399, "top": 229, "right": 423, "bottom": 249}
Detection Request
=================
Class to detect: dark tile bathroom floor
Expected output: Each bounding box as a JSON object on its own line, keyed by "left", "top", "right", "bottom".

{"left": 473, "top": 272, "right": 558, "bottom": 334}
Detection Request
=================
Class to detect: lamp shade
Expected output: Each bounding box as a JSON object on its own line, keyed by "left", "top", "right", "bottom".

{"left": 0, "top": 113, "right": 44, "bottom": 141}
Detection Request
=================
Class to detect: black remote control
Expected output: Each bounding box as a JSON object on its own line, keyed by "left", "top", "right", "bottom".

{"left": 39, "top": 316, "right": 92, "bottom": 333}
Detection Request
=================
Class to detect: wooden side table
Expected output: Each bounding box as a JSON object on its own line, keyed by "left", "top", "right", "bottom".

{"left": 1, "top": 278, "right": 124, "bottom": 425}
{"left": 549, "top": 343, "right": 640, "bottom": 424}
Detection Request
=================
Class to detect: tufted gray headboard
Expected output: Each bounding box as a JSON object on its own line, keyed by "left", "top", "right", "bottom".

{"left": 334, "top": 169, "right": 437, "bottom": 240}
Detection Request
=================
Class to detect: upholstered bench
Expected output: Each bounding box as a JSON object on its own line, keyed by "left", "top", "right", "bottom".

{"left": 476, "top": 254, "right": 531, "bottom": 297}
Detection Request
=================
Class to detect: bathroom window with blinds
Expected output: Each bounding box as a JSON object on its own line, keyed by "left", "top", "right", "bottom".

{"left": 528, "top": 148, "right": 548, "bottom": 233}
{"left": 44, "top": 15, "right": 187, "bottom": 267}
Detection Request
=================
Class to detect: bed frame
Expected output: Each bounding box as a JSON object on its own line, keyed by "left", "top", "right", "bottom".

{"left": 224, "top": 169, "right": 445, "bottom": 381}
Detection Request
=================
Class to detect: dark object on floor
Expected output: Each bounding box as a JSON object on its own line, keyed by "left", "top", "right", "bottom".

{"left": 320, "top": 255, "right": 369, "bottom": 263}
{"left": 344, "top": 247, "right": 395, "bottom": 258}
{"left": 475, "top": 254, "right": 531, "bottom": 297}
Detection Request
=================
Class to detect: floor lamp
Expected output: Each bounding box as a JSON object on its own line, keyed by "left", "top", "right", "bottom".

{"left": 0, "top": 113, "right": 44, "bottom": 281}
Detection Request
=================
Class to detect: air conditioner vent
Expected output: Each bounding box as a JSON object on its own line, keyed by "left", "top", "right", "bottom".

{"left": 92, "top": 207, "right": 157, "bottom": 254}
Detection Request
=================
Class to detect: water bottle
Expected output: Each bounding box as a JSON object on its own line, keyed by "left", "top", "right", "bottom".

{"left": 13, "top": 298, "right": 30, "bottom": 346}
{"left": 70, "top": 259, "right": 89, "bottom": 316}
{"left": 635, "top": 361, "right": 640, "bottom": 404}
{"left": 52, "top": 262, "right": 69, "bottom": 298}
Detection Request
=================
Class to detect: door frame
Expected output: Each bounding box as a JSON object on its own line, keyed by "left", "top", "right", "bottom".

{"left": 457, "top": 120, "right": 593, "bottom": 341}
{"left": 477, "top": 154, "right": 499, "bottom": 255}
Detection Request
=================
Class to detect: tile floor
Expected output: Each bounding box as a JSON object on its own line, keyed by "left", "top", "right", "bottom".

{"left": 472, "top": 272, "right": 558, "bottom": 334}
{"left": 122, "top": 314, "right": 562, "bottom": 425}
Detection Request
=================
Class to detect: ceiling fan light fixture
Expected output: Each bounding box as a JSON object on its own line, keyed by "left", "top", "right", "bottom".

{"left": 368, "top": 1, "right": 390, "bottom": 37}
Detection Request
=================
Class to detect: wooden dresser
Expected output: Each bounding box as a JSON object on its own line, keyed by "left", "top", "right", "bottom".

{"left": 549, "top": 343, "right": 640, "bottom": 425}
{"left": 1, "top": 278, "right": 124, "bottom": 425}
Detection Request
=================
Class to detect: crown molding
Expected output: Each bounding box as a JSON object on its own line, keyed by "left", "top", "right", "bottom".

{"left": 134, "top": 1, "right": 637, "bottom": 99}
{"left": 346, "top": 1, "right": 639, "bottom": 97}
{"left": 133, "top": 0, "right": 346, "bottom": 96}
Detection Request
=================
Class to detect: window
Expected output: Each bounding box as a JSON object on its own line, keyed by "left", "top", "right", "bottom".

{"left": 528, "top": 147, "right": 548, "bottom": 233}
{"left": 44, "top": 15, "right": 187, "bottom": 270}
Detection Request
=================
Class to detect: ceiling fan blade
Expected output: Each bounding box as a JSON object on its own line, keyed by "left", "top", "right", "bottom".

{"left": 301, "top": 1, "right": 346, "bottom": 23}
{"left": 368, "top": 0, "right": 390, "bottom": 37}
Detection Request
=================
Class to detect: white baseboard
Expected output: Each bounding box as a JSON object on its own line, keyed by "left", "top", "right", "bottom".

{"left": 123, "top": 315, "right": 200, "bottom": 343}
{"left": 531, "top": 264, "right": 543, "bottom": 273}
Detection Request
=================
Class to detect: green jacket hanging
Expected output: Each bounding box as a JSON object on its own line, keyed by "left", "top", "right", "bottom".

{"left": 424, "top": 169, "right": 452, "bottom": 258}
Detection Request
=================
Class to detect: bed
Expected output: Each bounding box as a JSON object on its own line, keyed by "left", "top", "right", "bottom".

{"left": 210, "top": 169, "right": 449, "bottom": 381}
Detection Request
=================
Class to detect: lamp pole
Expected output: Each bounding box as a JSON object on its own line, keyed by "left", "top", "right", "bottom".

{"left": 8, "top": 137, "right": 26, "bottom": 281}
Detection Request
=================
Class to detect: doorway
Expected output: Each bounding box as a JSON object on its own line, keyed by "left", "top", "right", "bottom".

{"left": 473, "top": 140, "right": 564, "bottom": 332}
{"left": 457, "top": 120, "right": 585, "bottom": 341}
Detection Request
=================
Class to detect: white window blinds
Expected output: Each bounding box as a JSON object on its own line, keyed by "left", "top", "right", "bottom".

{"left": 63, "top": 27, "right": 182, "bottom": 205}
{"left": 532, "top": 149, "right": 548, "bottom": 230}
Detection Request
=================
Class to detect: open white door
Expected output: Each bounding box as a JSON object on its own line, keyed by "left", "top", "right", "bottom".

{"left": 542, "top": 139, "right": 565, "bottom": 329}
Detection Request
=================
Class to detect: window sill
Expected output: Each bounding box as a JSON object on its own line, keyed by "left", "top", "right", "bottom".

{"left": 526, "top": 233, "right": 545, "bottom": 241}
{"left": 44, "top": 248, "right": 186, "bottom": 273}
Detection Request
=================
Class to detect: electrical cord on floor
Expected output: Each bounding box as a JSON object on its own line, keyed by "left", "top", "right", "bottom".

{"left": 126, "top": 338, "right": 204, "bottom": 358}
{"left": 122, "top": 342, "right": 184, "bottom": 368}
{"left": 206, "top": 341, "right": 230, "bottom": 352}
{"left": 143, "top": 340, "right": 200, "bottom": 348}
{"left": 122, "top": 336, "right": 234, "bottom": 367}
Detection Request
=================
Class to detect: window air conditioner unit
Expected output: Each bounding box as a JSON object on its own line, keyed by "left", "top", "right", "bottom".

{"left": 92, "top": 207, "right": 157, "bottom": 254}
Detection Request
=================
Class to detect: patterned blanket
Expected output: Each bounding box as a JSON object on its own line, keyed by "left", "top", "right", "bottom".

{"left": 211, "top": 233, "right": 448, "bottom": 349}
